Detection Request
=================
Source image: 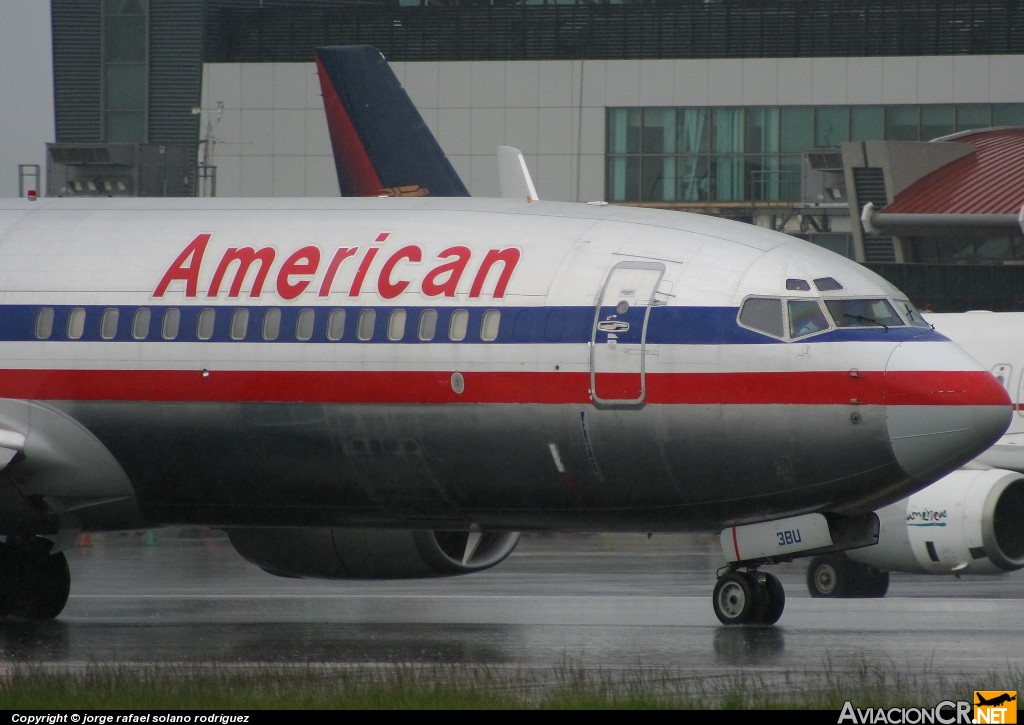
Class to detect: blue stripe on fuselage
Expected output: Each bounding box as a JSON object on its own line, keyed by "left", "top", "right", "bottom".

{"left": 0, "top": 304, "right": 947, "bottom": 346}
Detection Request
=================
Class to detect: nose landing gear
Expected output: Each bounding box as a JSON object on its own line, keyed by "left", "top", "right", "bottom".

{"left": 712, "top": 568, "right": 785, "bottom": 625}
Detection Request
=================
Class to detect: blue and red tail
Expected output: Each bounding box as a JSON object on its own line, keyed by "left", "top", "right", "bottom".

{"left": 314, "top": 45, "right": 470, "bottom": 198}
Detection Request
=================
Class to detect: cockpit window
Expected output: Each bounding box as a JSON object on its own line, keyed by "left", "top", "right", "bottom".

{"left": 739, "top": 297, "right": 784, "bottom": 338}
{"left": 825, "top": 299, "right": 904, "bottom": 329}
{"left": 785, "top": 279, "right": 811, "bottom": 291}
{"left": 813, "top": 277, "right": 843, "bottom": 291}
{"left": 789, "top": 300, "right": 830, "bottom": 338}
{"left": 895, "top": 299, "right": 932, "bottom": 328}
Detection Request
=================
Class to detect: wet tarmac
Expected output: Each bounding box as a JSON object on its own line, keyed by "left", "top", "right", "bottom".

{"left": 2, "top": 529, "right": 1022, "bottom": 691}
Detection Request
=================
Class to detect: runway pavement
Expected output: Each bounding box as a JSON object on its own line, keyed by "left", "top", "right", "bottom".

{"left": 2, "top": 529, "right": 1022, "bottom": 698}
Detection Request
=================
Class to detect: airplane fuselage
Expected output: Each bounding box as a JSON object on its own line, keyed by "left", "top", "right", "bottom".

{"left": 0, "top": 197, "right": 1010, "bottom": 539}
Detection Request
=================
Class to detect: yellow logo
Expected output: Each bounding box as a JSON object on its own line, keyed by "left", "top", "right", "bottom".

{"left": 975, "top": 691, "right": 1017, "bottom": 724}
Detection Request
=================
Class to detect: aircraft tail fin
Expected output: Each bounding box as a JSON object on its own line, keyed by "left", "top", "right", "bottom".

{"left": 314, "top": 45, "right": 470, "bottom": 198}
{"left": 497, "top": 145, "right": 540, "bottom": 201}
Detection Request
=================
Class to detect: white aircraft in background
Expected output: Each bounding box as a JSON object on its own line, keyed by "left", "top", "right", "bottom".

{"left": 0, "top": 193, "right": 1010, "bottom": 627}
{"left": 805, "top": 311, "right": 1024, "bottom": 597}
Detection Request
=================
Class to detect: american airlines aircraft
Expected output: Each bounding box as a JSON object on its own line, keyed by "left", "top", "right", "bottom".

{"left": 0, "top": 194, "right": 1011, "bottom": 627}
{"left": 806, "top": 311, "right": 1024, "bottom": 597}
{"left": 311, "top": 45, "right": 1021, "bottom": 608}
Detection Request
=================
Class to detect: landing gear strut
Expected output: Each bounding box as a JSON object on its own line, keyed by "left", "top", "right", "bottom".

{"left": 712, "top": 568, "right": 785, "bottom": 625}
{"left": 0, "top": 540, "right": 71, "bottom": 622}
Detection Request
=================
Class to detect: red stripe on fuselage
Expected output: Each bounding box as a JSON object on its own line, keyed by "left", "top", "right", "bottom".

{"left": 0, "top": 369, "right": 1005, "bottom": 406}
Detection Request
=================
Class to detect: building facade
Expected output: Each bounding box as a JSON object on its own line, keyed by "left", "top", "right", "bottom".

{"left": 47, "top": 0, "right": 1024, "bottom": 309}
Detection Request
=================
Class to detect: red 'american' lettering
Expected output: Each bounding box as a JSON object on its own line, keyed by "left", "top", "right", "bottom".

{"left": 153, "top": 232, "right": 521, "bottom": 300}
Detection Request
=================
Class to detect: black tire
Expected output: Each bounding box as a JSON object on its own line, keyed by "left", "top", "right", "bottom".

{"left": 713, "top": 571, "right": 758, "bottom": 625}
{"left": 755, "top": 572, "right": 786, "bottom": 625}
{"left": 0, "top": 544, "right": 18, "bottom": 618}
{"left": 8, "top": 551, "right": 71, "bottom": 622}
{"left": 807, "top": 555, "right": 849, "bottom": 598}
{"left": 851, "top": 566, "right": 890, "bottom": 598}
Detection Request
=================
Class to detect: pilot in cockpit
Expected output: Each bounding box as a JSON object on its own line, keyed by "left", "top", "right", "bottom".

{"left": 789, "top": 300, "right": 829, "bottom": 338}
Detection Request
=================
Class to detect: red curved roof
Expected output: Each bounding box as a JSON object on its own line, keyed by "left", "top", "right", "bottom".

{"left": 883, "top": 127, "right": 1024, "bottom": 215}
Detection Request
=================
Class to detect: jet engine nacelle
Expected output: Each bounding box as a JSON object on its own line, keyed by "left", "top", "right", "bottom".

{"left": 807, "top": 468, "right": 1024, "bottom": 597}
{"left": 850, "top": 468, "right": 1024, "bottom": 575}
{"left": 224, "top": 527, "right": 521, "bottom": 579}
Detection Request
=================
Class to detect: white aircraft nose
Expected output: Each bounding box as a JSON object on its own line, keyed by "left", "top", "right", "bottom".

{"left": 884, "top": 341, "right": 1012, "bottom": 483}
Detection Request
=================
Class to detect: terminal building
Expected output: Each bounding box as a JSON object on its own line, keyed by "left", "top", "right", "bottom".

{"left": 44, "top": 0, "right": 1024, "bottom": 310}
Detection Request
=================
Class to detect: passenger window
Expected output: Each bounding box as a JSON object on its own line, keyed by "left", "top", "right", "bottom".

{"left": 100, "top": 308, "right": 119, "bottom": 340}
{"left": 162, "top": 308, "right": 180, "bottom": 340}
{"left": 789, "top": 300, "right": 829, "bottom": 338}
{"left": 35, "top": 307, "right": 54, "bottom": 340}
{"left": 296, "top": 308, "right": 315, "bottom": 341}
{"left": 739, "top": 298, "right": 784, "bottom": 338}
{"left": 357, "top": 309, "right": 376, "bottom": 341}
{"left": 132, "top": 308, "right": 151, "bottom": 340}
{"left": 481, "top": 309, "right": 500, "bottom": 341}
{"left": 262, "top": 308, "right": 281, "bottom": 341}
{"left": 418, "top": 309, "right": 437, "bottom": 341}
{"left": 230, "top": 309, "right": 249, "bottom": 341}
{"left": 327, "top": 309, "right": 346, "bottom": 341}
{"left": 449, "top": 309, "right": 468, "bottom": 341}
{"left": 197, "top": 308, "right": 215, "bottom": 340}
{"left": 67, "top": 308, "right": 86, "bottom": 340}
{"left": 388, "top": 309, "right": 407, "bottom": 341}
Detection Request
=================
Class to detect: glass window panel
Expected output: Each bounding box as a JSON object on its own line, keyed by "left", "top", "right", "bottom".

{"left": 885, "top": 106, "right": 919, "bottom": 140}
{"left": 746, "top": 108, "right": 779, "bottom": 153}
{"left": 778, "top": 154, "right": 803, "bottom": 201}
{"left": 481, "top": 310, "right": 500, "bottom": 341}
{"left": 956, "top": 104, "right": 992, "bottom": 131}
{"left": 357, "top": 309, "right": 376, "bottom": 341}
{"left": 788, "top": 300, "right": 829, "bottom": 338}
{"left": 676, "top": 156, "right": 710, "bottom": 201}
{"left": 105, "top": 111, "right": 145, "bottom": 143}
{"left": 712, "top": 108, "right": 744, "bottom": 153}
{"left": 132, "top": 308, "right": 150, "bottom": 340}
{"left": 35, "top": 307, "right": 54, "bottom": 340}
{"left": 607, "top": 108, "right": 641, "bottom": 154}
{"left": 105, "top": 65, "right": 146, "bottom": 111}
{"left": 100, "top": 308, "right": 119, "bottom": 339}
{"left": 993, "top": 104, "right": 1024, "bottom": 126}
{"left": 327, "top": 309, "right": 345, "bottom": 341}
{"left": 449, "top": 309, "right": 469, "bottom": 341}
{"left": 262, "top": 308, "right": 281, "bottom": 341}
{"left": 230, "top": 309, "right": 249, "bottom": 340}
{"left": 606, "top": 156, "right": 640, "bottom": 202}
{"left": 677, "top": 108, "right": 709, "bottom": 153}
{"left": 67, "top": 308, "right": 86, "bottom": 340}
{"left": 739, "top": 298, "right": 783, "bottom": 338}
{"left": 105, "top": 15, "right": 146, "bottom": 62}
{"left": 418, "top": 309, "right": 438, "bottom": 341}
{"left": 850, "top": 106, "right": 884, "bottom": 140}
{"left": 920, "top": 105, "right": 955, "bottom": 141}
{"left": 197, "top": 308, "right": 215, "bottom": 340}
{"left": 641, "top": 108, "right": 675, "bottom": 154}
{"left": 780, "top": 107, "right": 813, "bottom": 152}
{"left": 161, "top": 308, "right": 180, "bottom": 340}
{"left": 640, "top": 157, "right": 674, "bottom": 202}
{"left": 712, "top": 155, "right": 744, "bottom": 201}
{"left": 388, "top": 309, "right": 407, "bottom": 341}
{"left": 296, "top": 309, "right": 315, "bottom": 341}
{"left": 815, "top": 107, "right": 848, "bottom": 147}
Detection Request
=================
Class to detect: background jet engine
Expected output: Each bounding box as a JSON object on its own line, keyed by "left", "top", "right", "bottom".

{"left": 807, "top": 468, "right": 1024, "bottom": 597}
{"left": 225, "top": 527, "right": 521, "bottom": 579}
